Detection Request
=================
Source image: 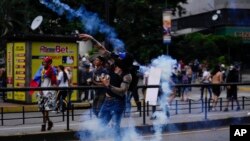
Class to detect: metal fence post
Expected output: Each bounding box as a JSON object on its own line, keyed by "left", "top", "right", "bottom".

{"left": 231, "top": 99, "right": 234, "bottom": 110}
{"left": 71, "top": 104, "right": 74, "bottom": 121}
{"left": 189, "top": 99, "right": 191, "bottom": 114}
{"left": 147, "top": 101, "right": 149, "bottom": 116}
{"left": 220, "top": 98, "right": 223, "bottom": 111}
{"left": 1, "top": 107, "right": 3, "bottom": 126}
{"left": 22, "top": 106, "right": 25, "bottom": 124}
{"left": 65, "top": 88, "right": 70, "bottom": 130}
{"left": 143, "top": 99, "right": 146, "bottom": 125}
{"left": 175, "top": 100, "right": 178, "bottom": 115}
{"left": 139, "top": 101, "right": 142, "bottom": 117}
{"left": 66, "top": 106, "right": 70, "bottom": 130}
{"left": 201, "top": 99, "right": 204, "bottom": 113}
{"left": 242, "top": 97, "right": 245, "bottom": 110}
{"left": 62, "top": 111, "right": 65, "bottom": 121}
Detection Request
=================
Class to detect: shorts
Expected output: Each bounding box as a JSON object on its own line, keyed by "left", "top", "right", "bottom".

{"left": 212, "top": 86, "right": 221, "bottom": 96}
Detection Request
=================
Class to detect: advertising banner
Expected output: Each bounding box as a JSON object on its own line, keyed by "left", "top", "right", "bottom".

{"left": 6, "top": 43, "right": 13, "bottom": 100}
{"left": 31, "top": 42, "right": 78, "bottom": 102}
{"left": 163, "top": 10, "right": 172, "bottom": 44}
{"left": 13, "top": 42, "right": 26, "bottom": 101}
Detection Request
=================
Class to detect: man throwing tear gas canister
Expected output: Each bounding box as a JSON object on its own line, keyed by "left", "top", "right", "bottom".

{"left": 79, "top": 34, "right": 134, "bottom": 141}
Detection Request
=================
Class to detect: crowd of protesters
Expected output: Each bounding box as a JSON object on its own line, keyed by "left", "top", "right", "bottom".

{"left": 168, "top": 59, "right": 242, "bottom": 113}
{"left": 77, "top": 47, "right": 243, "bottom": 122}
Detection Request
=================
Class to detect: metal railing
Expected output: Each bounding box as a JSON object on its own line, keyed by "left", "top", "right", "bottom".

{"left": 0, "top": 83, "right": 250, "bottom": 129}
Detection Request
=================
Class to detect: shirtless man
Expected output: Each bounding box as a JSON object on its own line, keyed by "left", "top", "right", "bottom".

{"left": 211, "top": 65, "right": 223, "bottom": 111}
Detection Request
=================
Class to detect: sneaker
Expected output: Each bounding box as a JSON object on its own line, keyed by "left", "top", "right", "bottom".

{"left": 47, "top": 121, "right": 53, "bottom": 130}
{"left": 41, "top": 124, "right": 46, "bottom": 131}
{"left": 223, "top": 108, "right": 229, "bottom": 112}
{"left": 236, "top": 107, "right": 241, "bottom": 111}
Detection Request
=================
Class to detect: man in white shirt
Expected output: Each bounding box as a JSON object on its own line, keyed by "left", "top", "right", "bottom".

{"left": 200, "top": 67, "right": 212, "bottom": 99}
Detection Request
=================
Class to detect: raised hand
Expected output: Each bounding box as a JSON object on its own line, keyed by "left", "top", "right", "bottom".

{"left": 78, "top": 34, "right": 93, "bottom": 41}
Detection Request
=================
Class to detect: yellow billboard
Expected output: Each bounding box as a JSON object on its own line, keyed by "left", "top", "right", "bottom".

{"left": 31, "top": 42, "right": 78, "bottom": 102}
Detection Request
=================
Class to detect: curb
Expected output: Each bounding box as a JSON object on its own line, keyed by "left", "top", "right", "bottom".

{"left": 0, "top": 102, "right": 91, "bottom": 113}
{"left": 1, "top": 116, "right": 249, "bottom": 141}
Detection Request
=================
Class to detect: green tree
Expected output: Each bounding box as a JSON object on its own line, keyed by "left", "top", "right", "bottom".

{"left": 106, "top": 0, "right": 187, "bottom": 63}
{"left": 171, "top": 33, "right": 243, "bottom": 66}
{"left": 0, "top": 0, "right": 188, "bottom": 63}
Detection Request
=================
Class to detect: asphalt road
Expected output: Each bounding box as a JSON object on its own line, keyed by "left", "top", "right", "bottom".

{"left": 141, "top": 127, "right": 229, "bottom": 141}
{"left": 69, "top": 127, "right": 230, "bottom": 141}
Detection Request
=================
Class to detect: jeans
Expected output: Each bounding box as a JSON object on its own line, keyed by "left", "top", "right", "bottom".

{"left": 99, "top": 97, "right": 125, "bottom": 141}
{"left": 201, "top": 85, "right": 212, "bottom": 99}
{"left": 125, "top": 91, "right": 132, "bottom": 116}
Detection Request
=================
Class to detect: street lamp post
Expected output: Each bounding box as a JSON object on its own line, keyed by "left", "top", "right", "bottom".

{"left": 163, "top": 0, "right": 171, "bottom": 55}
{"left": 105, "top": 0, "right": 110, "bottom": 49}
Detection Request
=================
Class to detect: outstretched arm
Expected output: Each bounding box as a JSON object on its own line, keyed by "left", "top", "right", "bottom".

{"left": 78, "top": 34, "right": 110, "bottom": 54}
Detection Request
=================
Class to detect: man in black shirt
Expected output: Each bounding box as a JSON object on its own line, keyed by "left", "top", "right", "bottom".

{"left": 224, "top": 65, "right": 240, "bottom": 111}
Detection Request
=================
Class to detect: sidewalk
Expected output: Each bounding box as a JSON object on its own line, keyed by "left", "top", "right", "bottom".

{"left": 0, "top": 107, "right": 250, "bottom": 141}
{"left": 0, "top": 87, "right": 250, "bottom": 141}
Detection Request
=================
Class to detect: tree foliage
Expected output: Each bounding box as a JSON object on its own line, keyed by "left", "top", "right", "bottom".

{"left": 0, "top": 0, "right": 188, "bottom": 64}
{"left": 170, "top": 33, "right": 244, "bottom": 66}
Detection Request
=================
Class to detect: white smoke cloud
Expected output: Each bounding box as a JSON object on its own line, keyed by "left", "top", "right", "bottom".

{"left": 140, "top": 55, "right": 177, "bottom": 141}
